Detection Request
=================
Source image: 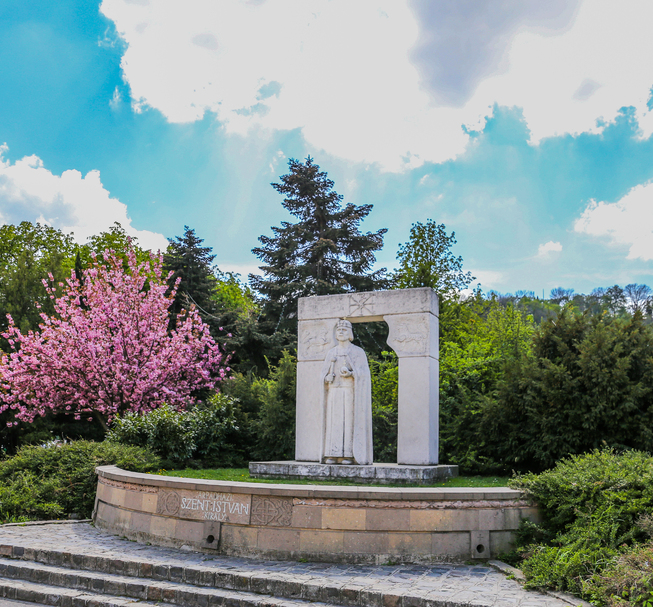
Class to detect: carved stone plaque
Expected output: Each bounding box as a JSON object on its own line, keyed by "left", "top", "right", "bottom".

{"left": 297, "top": 319, "right": 337, "bottom": 361}
{"left": 386, "top": 313, "right": 430, "bottom": 356}
{"left": 250, "top": 496, "right": 293, "bottom": 526}
{"left": 157, "top": 490, "right": 181, "bottom": 516}
{"left": 157, "top": 489, "right": 251, "bottom": 523}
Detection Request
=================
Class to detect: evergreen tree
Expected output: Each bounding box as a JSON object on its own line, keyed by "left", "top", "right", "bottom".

{"left": 163, "top": 226, "right": 217, "bottom": 326}
{"left": 251, "top": 156, "right": 387, "bottom": 340}
{"left": 163, "top": 226, "right": 272, "bottom": 373}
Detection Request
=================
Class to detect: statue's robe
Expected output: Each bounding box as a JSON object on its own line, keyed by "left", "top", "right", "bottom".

{"left": 320, "top": 342, "right": 373, "bottom": 465}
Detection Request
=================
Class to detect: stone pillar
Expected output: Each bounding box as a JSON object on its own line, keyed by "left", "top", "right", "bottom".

{"left": 295, "top": 318, "right": 338, "bottom": 462}
{"left": 385, "top": 311, "right": 439, "bottom": 465}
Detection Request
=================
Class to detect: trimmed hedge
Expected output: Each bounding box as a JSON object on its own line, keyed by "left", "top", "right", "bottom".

{"left": 0, "top": 440, "right": 160, "bottom": 523}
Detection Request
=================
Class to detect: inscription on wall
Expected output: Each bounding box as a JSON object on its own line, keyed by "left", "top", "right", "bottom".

{"left": 156, "top": 489, "right": 252, "bottom": 524}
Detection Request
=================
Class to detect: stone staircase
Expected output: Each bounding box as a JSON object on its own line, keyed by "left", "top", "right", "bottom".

{"left": 0, "top": 522, "right": 574, "bottom": 607}
{"left": 0, "top": 549, "right": 345, "bottom": 607}
{"left": 0, "top": 555, "right": 329, "bottom": 606}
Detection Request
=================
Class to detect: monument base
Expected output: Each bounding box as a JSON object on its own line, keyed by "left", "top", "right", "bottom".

{"left": 249, "top": 461, "right": 459, "bottom": 485}
{"left": 95, "top": 465, "right": 537, "bottom": 563}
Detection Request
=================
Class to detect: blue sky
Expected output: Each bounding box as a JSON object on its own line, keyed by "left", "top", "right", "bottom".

{"left": 1, "top": 0, "right": 653, "bottom": 296}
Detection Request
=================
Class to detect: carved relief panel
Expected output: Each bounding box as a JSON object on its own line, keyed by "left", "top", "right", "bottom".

{"left": 297, "top": 319, "right": 338, "bottom": 361}
{"left": 385, "top": 313, "right": 435, "bottom": 358}
{"left": 251, "top": 496, "right": 293, "bottom": 526}
{"left": 348, "top": 292, "right": 376, "bottom": 317}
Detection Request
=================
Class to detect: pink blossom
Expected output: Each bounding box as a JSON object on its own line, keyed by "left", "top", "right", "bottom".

{"left": 0, "top": 247, "right": 228, "bottom": 424}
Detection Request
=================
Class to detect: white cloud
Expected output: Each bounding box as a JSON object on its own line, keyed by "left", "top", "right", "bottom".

{"left": 574, "top": 182, "right": 653, "bottom": 260}
{"left": 537, "top": 241, "right": 563, "bottom": 256}
{"left": 0, "top": 144, "right": 168, "bottom": 251}
{"left": 469, "top": 269, "right": 506, "bottom": 290}
{"left": 472, "top": 0, "right": 653, "bottom": 144}
{"left": 100, "top": 0, "right": 653, "bottom": 171}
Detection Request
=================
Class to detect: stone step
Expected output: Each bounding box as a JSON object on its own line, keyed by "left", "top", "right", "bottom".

{"left": 0, "top": 576, "right": 162, "bottom": 606}
{"left": 0, "top": 558, "right": 326, "bottom": 607}
{"left": 1, "top": 545, "right": 384, "bottom": 606}
{"left": 0, "top": 523, "right": 573, "bottom": 607}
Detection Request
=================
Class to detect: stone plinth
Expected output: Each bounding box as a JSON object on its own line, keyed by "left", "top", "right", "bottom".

{"left": 94, "top": 465, "right": 538, "bottom": 564}
{"left": 249, "top": 461, "right": 459, "bottom": 485}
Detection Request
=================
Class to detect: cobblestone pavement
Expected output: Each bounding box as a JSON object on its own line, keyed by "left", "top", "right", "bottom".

{"left": 0, "top": 522, "right": 575, "bottom": 607}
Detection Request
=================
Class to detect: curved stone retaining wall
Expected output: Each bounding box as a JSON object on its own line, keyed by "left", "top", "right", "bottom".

{"left": 94, "top": 466, "right": 539, "bottom": 564}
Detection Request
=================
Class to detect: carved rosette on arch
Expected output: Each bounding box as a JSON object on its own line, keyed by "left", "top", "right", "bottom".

{"left": 385, "top": 313, "right": 434, "bottom": 357}
{"left": 348, "top": 292, "right": 376, "bottom": 317}
{"left": 250, "top": 496, "right": 293, "bottom": 526}
{"left": 297, "top": 319, "right": 338, "bottom": 361}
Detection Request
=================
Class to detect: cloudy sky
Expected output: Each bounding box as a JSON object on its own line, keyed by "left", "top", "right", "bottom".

{"left": 2, "top": 0, "right": 653, "bottom": 295}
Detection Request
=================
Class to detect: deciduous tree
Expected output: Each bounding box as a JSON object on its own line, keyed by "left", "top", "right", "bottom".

{"left": 393, "top": 220, "right": 473, "bottom": 296}
{"left": 0, "top": 248, "right": 227, "bottom": 430}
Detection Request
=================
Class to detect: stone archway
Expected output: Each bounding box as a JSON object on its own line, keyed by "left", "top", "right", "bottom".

{"left": 295, "top": 287, "right": 439, "bottom": 466}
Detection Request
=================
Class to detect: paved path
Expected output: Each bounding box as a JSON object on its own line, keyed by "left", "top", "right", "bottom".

{"left": 0, "top": 522, "right": 575, "bottom": 607}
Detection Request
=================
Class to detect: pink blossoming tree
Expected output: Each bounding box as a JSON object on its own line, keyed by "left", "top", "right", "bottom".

{"left": 0, "top": 248, "right": 228, "bottom": 429}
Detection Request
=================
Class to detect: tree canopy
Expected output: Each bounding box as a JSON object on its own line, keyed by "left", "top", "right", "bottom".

{"left": 393, "top": 220, "right": 474, "bottom": 296}
{"left": 251, "top": 156, "right": 387, "bottom": 338}
{"left": 0, "top": 247, "right": 227, "bottom": 430}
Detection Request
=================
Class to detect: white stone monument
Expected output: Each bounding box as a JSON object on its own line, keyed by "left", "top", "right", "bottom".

{"left": 249, "top": 287, "right": 457, "bottom": 483}
{"left": 321, "top": 319, "right": 373, "bottom": 465}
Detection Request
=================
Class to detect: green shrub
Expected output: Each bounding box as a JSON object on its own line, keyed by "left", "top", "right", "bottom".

{"left": 585, "top": 529, "right": 653, "bottom": 606}
{"left": 510, "top": 449, "right": 653, "bottom": 600}
{"left": 251, "top": 351, "right": 296, "bottom": 461}
{"left": 193, "top": 394, "right": 249, "bottom": 466}
{"left": 107, "top": 394, "right": 245, "bottom": 467}
{"left": 491, "top": 311, "right": 653, "bottom": 472}
{"left": 0, "top": 440, "right": 159, "bottom": 522}
{"left": 107, "top": 404, "right": 197, "bottom": 462}
{"left": 370, "top": 352, "right": 398, "bottom": 463}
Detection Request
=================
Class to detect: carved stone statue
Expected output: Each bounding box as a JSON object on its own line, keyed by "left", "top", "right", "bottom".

{"left": 320, "top": 319, "right": 373, "bottom": 465}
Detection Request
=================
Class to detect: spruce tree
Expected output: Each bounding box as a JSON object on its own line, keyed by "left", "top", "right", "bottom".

{"left": 251, "top": 156, "right": 387, "bottom": 339}
{"left": 163, "top": 226, "right": 274, "bottom": 373}
{"left": 163, "top": 226, "right": 217, "bottom": 327}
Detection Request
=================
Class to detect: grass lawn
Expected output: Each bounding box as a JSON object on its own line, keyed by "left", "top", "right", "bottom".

{"left": 153, "top": 468, "right": 509, "bottom": 488}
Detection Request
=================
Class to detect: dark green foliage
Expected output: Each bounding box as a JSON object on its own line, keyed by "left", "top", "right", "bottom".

{"left": 162, "top": 227, "right": 264, "bottom": 373}
{"left": 106, "top": 394, "right": 247, "bottom": 467}
{"left": 509, "top": 450, "right": 653, "bottom": 599}
{"left": 251, "top": 156, "right": 387, "bottom": 351}
{"left": 221, "top": 352, "right": 298, "bottom": 462}
{"left": 369, "top": 352, "right": 398, "bottom": 463}
{"left": 437, "top": 295, "right": 535, "bottom": 473}
{"left": 0, "top": 440, "right": 160, "bottom": 523}
{"left": 393, "top": 220, "right": 474, "bottom": 296}
{"left": 487, "top": 310, "right": 653, "bottom": 472}
{"left": 0, "top": 412, "right": 106, "bottom": 457}
{"left": 251, "top": 351, "right": 297, "bottom": 461}
{"left": 163, "top": 225, "right": 217, "bottom": 329}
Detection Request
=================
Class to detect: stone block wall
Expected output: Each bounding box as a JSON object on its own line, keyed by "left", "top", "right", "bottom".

{"left": 94, "top": 466, "right": 539, "bottom": 564}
